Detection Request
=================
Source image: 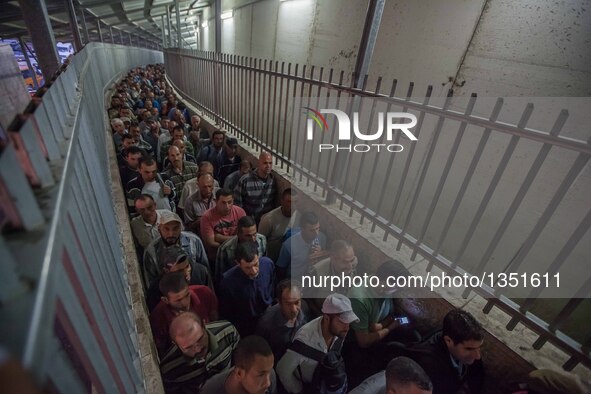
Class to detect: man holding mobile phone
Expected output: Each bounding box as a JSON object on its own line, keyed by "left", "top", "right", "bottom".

{"left": 345, "top": 260, "right": 422, "bottom": 387}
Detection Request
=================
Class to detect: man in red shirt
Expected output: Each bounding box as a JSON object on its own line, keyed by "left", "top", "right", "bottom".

{"left": 200, "top": 188, "right": 247, "bottom": 261}
{"left": 150, "top": 271, "right": 219, "bottom": 355}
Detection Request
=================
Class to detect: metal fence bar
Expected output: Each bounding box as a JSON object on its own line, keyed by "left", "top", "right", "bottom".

{"left": 410, "top": 93, "right": 477, "bottom": 259}
{"left": 470, "top": 109, "right": 569, "bottom": 295}
{"left": 454, "top": 104, "right": 533, "bottom": 270}
{"left": 430, "top": 98, "right": 502, "bottom": 264}
{"left": 396, "top": 90, "right": 453, "bottom": 252}
{"left": 383, "top": 84, "right": 427, "bottom": 241}
{"left": 499, "top": 138, "right": 591, "bottom": 278}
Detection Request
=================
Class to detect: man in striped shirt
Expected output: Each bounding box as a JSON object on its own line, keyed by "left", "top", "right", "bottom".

{"left": 234, "top": 152, "right": 278, "bottom": 223}
{"left": 160, "top": 312, "right": 240, "bottom": 393}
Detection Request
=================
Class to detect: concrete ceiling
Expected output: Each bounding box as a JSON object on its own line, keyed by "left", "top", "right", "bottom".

{"left": 0, "top": 0, "right": 209, "bottom": 48}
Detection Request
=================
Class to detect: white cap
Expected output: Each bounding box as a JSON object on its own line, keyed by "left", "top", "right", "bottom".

{"left": 159, "top": 210, "right": 182, "bottom": 225}
{"left": 321, "top": 294, "right": 359, "bottom": 324}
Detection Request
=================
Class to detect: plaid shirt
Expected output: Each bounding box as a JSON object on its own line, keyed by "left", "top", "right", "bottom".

{"left": 233, "top": 170, "right": 277, "bottom": 222}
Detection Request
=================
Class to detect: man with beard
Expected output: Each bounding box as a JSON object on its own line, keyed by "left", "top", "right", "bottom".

{"left": 198, "top": 130, "right": 225, "bottom": 172}
{"left": 163, "top": 145, "right": 198, "bottom": 205}
{"left": 184, "top": 173, "right": 218, "bottom": 235}
{"left": 143, "top": 210, "right": 209, "bottom": 289}
{"left": 234, "top": 151, "right": 277, "bottom": 223}
{"left": 276, "top": 294, "right": 358, "bottom": 394}
{"left": 150, "top": 271, "right": 218, "bottom": 355}
{"left": 255, "top": 280, "right": 309, "bottom": 364}
{"left": 119, "top": 145, "right": 144, "bottom": 188}
{"left": 160, "top": 312, "right": 240, "bottom": 393}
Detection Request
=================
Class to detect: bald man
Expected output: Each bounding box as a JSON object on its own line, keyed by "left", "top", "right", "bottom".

{"left": 160, "top": 312, "right": 240, "bottom": 393}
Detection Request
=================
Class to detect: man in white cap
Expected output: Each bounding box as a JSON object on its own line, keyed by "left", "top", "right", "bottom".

{"left": 276, "top": 293, "right": 358, "bottom": 394}
{"left": 143, "top": 210, "right": 209, "bottom": 289}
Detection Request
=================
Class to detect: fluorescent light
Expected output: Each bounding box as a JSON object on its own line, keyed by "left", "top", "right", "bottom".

{"left": 201, "top": 20, "right": 209, "bottom": 28}
{"left": 220, "top": 9, "right": 233, "bottom": 19}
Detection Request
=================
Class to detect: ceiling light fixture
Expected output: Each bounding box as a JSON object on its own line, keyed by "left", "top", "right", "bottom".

{"left": 220, "top": 10, "right": 233, "bottom": 20}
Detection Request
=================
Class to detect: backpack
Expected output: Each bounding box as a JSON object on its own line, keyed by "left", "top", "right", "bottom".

{"left": 289, "top": 338, "right": 347, "bottom": 394}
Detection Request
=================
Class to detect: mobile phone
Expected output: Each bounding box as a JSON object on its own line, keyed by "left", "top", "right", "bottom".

{"left": 395, "top": 317, "right": 410, "bottom": 325}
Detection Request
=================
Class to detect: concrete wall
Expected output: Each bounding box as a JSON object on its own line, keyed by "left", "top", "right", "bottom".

{"left": 206, "top": 0, "right": 367, "bottom": 78}
{"left": 197, "top": 0, "right": 591, "bottom": 96}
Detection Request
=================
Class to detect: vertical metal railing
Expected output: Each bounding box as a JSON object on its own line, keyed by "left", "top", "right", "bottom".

{"left": 164, "top": 49, "right": 591, "bottom": 371}
{"left": 0, "top": 43, "right": 163, "bottom": 392}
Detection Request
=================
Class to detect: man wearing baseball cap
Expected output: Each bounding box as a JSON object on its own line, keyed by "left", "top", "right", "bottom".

{"left": 143, "top": 210, "right": 209, "bottom": 289}
{"left": 276, "top": 294, "right": 358, "bottom": 393}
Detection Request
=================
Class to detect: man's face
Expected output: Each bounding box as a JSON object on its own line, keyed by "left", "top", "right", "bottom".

{"left": 332, "top": 247, "right": 357, "bottom": 275}
{"left": 444, "top": 338, "right": 483, "bottom": 365}
{"left": 301, "top": 222, "right": 320, "bottom": 243}
{"left": 130, "top": 126, "right": 141, "bottom": 141}
{"left": 198, "top": 177, "right": 214, "bottom": 199}
{"left": 191, "top": 116, "right": 201, "bottom": 128}
{"left": 135, "top": 198, "right": 157, "bottom": 223}
{"left": 281, "top": 194, "right": 295, "bottom": 217}
{"left": 151, "top": 108, "right": 159, "bottom": 117}
{"left": 216, "top": 195, "right": 233, "bottom": 216}
{"left": 212, "top": 133, "right": 224, "bottom": 148}
{"left": 237, "top": 354, "right": 274, "bottom": 394}
{"left": 164, "top": 286, "right": 191, "bottom": 312}
{"left": 149, "top": 119, "right": 159, "bottom": 131}
{"left": 160, "top": 222, "right": 181, "bottom": 245}
{"left": 173, "top": 129, "right": 184, "bottom": 141}
{"left": 113, "top": 122, "right": 125, "bottom": 134}
{"left": 168, "top": 147, "right": 183, "bottom": 166}
{"left": 238, "top": 255, "right": 260, "bottom": 279}
{"left": 279, "top": 288, "right": 302, "bottom": 321}
{"left": 145, "top": 100, "right": 153, "bottom": 110}
{"left": 161, "top": 119, "right": 170, "bottom": 129}
{"left": 126, "top": 152, "right": 142, "bottom": 170}
{"left": 122, "top": 138, "right": 135, "bottom": 149}
{"left": 140, "top": 162, "right": 158, "bottom": 182}
{"left": 328, "top": 315, "right": 350, "bottom": 338}
{"left": 175, "top": 324, "right": 208, "bottom": 359}
{"left": 168, "top": 121, "right": 177, "bottom": 134}
{"left": 257, "top": 154, "right": 272, "bottom": 177}
{"left": 238, "top": 225, "right": 257, "bottom": 243}
{"left": 240, "top": 164, "right": 252, "bottom": 176}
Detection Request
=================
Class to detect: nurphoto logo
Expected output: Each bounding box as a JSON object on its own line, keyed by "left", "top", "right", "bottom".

{"left": 304, "top": 107, "right": 418, "bottom": 152}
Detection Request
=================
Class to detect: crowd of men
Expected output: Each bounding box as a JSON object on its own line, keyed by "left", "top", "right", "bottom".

{"left": 109, "top": 65, "right": 490, "bottom": 394}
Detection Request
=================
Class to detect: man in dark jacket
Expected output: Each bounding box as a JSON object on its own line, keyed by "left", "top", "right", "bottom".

{"left": 410, "top": 309, "right": 484, "bottom": 394}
